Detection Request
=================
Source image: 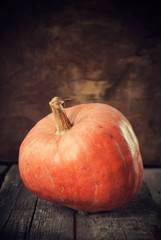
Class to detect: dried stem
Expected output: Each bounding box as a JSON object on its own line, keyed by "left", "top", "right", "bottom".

{"left": 49, "top": 97, "right": 72, "bottom": 135}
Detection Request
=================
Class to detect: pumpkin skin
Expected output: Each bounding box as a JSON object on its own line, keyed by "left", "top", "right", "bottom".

{"left": 19, "top": 103, "right": 143, "bottom": 213}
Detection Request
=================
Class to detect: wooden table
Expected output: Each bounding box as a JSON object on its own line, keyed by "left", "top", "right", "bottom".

{"left": 0, "top": 164, "right": 161, "bottom": 240}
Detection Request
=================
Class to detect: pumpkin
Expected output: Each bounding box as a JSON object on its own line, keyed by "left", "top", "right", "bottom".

{"left": 19, "top": 97, "right": 143, "bottom": 213}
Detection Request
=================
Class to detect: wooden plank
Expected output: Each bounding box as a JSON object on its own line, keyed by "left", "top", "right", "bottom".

{"left": 0, "top": 164, "right": 22, "bottom": 229}
{"left": 26, "top": 199, "right": 74, "bottom": 240}
{"left": 144, "top": 169, "right": 161, "bottom": 216}
{"left": 0, "top": 164, "right": 74, "bottom": 240}
{"left": 0, "top": 164, "right": 38, "bottom": 240}
{"left": 75, "top": 181, "right": 161, "bottom": 240}
{"left": 0, "top": 165, "right": 161, "bottom": 240}
{"left": 0, "top": 183, "right": 37, "bottom": 240}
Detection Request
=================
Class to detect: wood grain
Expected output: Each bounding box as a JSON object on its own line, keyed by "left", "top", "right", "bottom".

{"left": 144, "top": 169, "right": 161, "bottom": 218}
{"left": 0, "top": 165, "right": 22, "bottom": 230}
{"left": 0, "top": 165, "right": 74, "bottom": 240}
{"left": 26, "top": 199, "right": 74, "bottom": 240}
{"left": 75, "top": 181, "right": 160, "bottom": 240}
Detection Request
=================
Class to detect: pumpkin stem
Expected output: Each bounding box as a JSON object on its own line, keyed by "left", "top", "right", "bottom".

{"left": 49, "top": 97, "right": 72, "bottom": 135}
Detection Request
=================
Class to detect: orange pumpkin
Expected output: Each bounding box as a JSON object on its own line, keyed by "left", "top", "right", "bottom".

{"left": 19, "top": 97, "right": 143, "bottom": 213}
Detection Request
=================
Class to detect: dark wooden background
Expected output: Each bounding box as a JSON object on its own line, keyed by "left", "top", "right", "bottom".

{"left": 0, "top": 0, "right": 161, "bottom": 165}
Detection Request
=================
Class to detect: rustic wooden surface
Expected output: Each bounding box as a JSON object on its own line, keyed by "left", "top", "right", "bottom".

{"left": 0, "top": 0, "right": 161, "bottom": 165}
{"left": 0, "top": 164, "right": 161, "bottom": 240}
